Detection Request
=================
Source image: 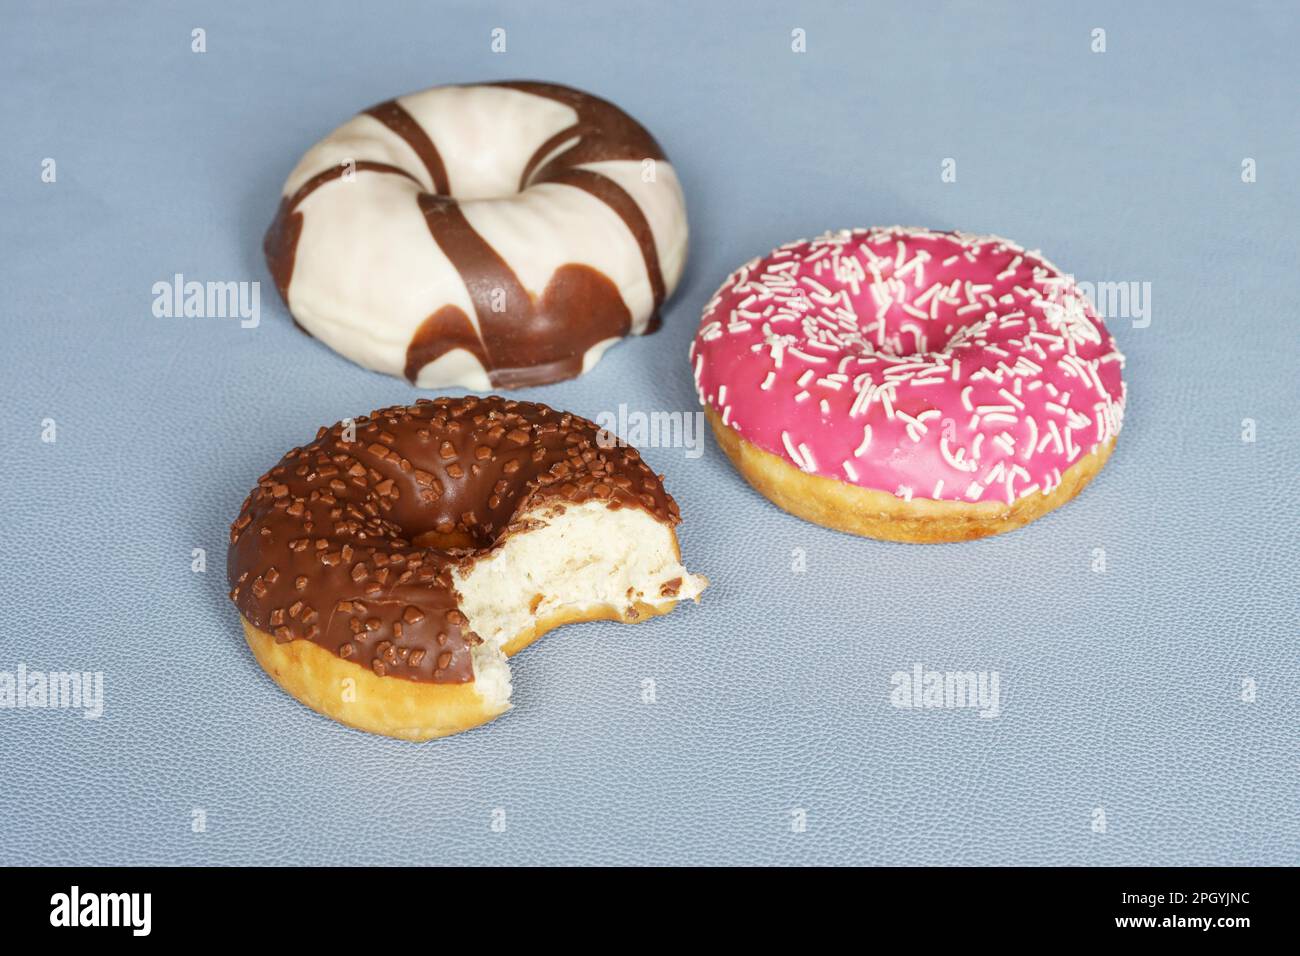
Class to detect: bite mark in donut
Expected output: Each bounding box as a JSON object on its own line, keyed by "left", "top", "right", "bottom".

{"left": 263, "top": 82, "right": 688, "bottom": 389}
{"left": 691, "top": 227, "right": 1127, "bottom": 542}
{"left": 228, "top": 396, "right": 706, "bottom": 739}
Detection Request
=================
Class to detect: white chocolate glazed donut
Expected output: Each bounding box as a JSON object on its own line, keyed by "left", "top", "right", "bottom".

{"left": 265, "top": 82, "right": 689, "bottom": 389}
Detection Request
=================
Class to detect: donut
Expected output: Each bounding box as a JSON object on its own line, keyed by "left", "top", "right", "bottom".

{"left": 264, "top": 81, "right": 688, "bottom": 389}
{"left": 227, "top": 396, "right": 706, "bottom": 740}
{"left": 690, "top": 227, "right": 1126, "bottom": 543}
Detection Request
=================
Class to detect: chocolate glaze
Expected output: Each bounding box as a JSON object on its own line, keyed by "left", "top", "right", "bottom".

{"left": 402, "top": 305, "right": 490, "bottom": 384}
{"left": 228, "top": 396, "right": 681, "bottom": 684}
{"left": 262, "top": 81, "right": 674, "bottom": 388}
{"left": 416, "top": 196, "right": 633, "bottom": 387}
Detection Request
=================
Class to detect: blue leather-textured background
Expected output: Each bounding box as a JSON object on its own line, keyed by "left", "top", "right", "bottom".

{"left": 2, "top": 0, "right": 1296, "bottom": 865}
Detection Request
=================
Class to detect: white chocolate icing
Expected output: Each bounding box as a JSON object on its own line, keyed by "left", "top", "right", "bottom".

{"left": 266, "top": 82, "right": 690, "bottom": 388}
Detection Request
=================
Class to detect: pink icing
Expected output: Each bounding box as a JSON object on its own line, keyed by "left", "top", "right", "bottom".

{"left": 690, "top": 227, "right": 1126, "bottom": 504}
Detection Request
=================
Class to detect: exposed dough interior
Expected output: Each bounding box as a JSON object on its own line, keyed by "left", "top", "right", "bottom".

{"left": 459, "top": 499, "right": 707, "bottom": 709}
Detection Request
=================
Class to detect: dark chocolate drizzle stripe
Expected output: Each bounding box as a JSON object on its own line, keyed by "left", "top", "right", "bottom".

{"left": 414, "top": 196, "right": 633, "bottom": 387}
{"left": 288, "top": 160, "right": 420, "bottom": 209}
{"left": 539, "top": 166, "right": 666, "bottom": 310}
{"left": 227, "top": 397, "right": 682, "bottom": 684}
{"left": 491, "top": 81, "right": 666, "bottom": 165}
{"left": 503, "top": 82, "right": 668, "bottom": 310}
{"left": 403, "top": 305, "right": 491, "bottom": 384}
{"left": 417, "top": 197, "right": 532, "bottom": 354}
{"left": 264, "top": 161, "right": 420, "bottom": 303}
{"left": 517, "top": 123, "right": 583, "bottom": 192}
{"left": 363, "top": 99, "right": 451, "bottom": 195}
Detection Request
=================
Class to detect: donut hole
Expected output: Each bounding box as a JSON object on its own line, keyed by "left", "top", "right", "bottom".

{"left": 818, "top": 230, "right": 1011, "bottom": 360}
{"left": 433, "top": 151, "right": 526, "bottom": 202}
{"left": 397, "top": 85, "right": 583, "bottom": 201}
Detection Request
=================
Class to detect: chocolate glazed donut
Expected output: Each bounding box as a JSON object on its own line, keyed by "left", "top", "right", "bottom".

{"left": 263, "top": 82, "right": 689, "bottom": 389}
{"left": 228, "top": 396, "right": 706, "bottom": 739}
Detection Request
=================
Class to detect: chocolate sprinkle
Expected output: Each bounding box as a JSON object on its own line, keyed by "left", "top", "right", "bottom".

{"left": 228, "top": 397, "right": 681, "bottom": 684}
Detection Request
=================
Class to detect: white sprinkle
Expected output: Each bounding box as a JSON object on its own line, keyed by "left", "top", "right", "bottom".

{"left": 760, "top": 371, "right": 776, "bottom": 390}
{"left": 941, "top": 437, "right": 978, "bottom": 472}
{"left": 788, "top": 348, "right": 828, "bottom": 364}
{"left": 1067, "top": 409, "right": 1092, "bottom": 430}
{"left": 854, "top": 425, "right": 873, "bottom": 457}
{"left": 781, "top": 431, "right": 808, "bottom": 470}
{"left": 915, "top": 282, "right": 941, "bottom": 307}
{"left": 1047, "top": 420, "right": 1064, "bottom": 454}
{"left": 898, "top": 410, "right": 929, "bottom": 437}
{"left": 998, "top": 387, "right": 1024, "bottom": 410}
{"left": 842, "top": 460, "right": 859, "bottom": 481}
{"left": 800, "top": 276, "right": 832, "bottom": 297}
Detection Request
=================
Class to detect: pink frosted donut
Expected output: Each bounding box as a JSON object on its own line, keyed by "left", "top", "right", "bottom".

{"left": 690, "top": 227, "right": 1127, "bottom": 542}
